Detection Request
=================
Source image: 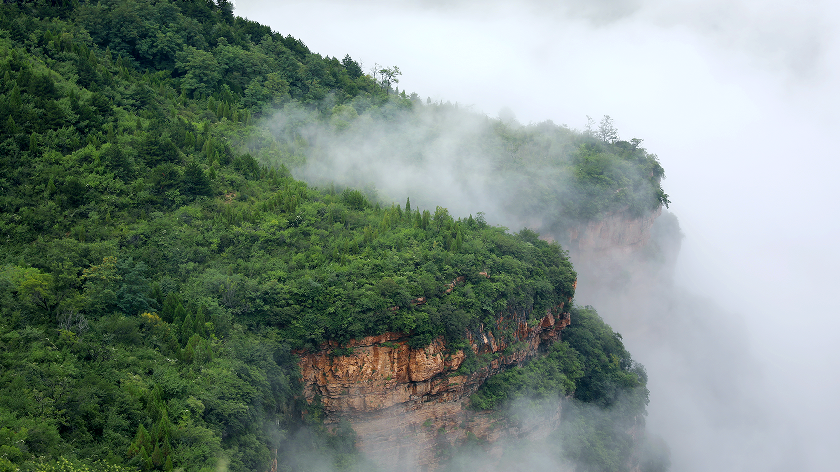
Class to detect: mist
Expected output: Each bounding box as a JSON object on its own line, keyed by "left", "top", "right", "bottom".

{"left": 234, "top": 0, "right": 840, "bottom": 470}
{"left": 261, "top": 100, "right": 510, "bottom": 221}
{"left": 252, "top": 99, "right": 661, "bottom": 237}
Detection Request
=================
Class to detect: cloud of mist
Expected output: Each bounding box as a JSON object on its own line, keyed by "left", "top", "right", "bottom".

{"left": 573, "top": 211, "right": 816, "bottom": 472}
{"left": 278, "top": 100, "right": 505, "bottom": 220}
{"left": 432, "top": 391, "right": 669, "bottom": 472}
{"left": 270, "top": 422, "right": 381, "bottom": 472}
{"left": 239, "top": 0, "right": 835, "bottom": 82}
{"left": 256, "top": 98, "right": 612, "bottom": 235}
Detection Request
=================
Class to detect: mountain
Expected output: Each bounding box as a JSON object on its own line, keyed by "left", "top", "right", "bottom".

{"left": 0, "top": 2, "right": 668, "bottom": 471}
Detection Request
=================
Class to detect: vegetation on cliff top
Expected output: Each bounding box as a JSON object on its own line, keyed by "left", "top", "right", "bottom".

{"left": 0, "top": 1, "right": 665, "bottom": 471}
{"left": 247, "top": 97, "right": 669, "bottom": 238}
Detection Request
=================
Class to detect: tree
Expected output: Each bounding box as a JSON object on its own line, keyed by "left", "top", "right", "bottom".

{"left": 585, "top": 115, "right": 595, "bottom": 136}
{"left": 176, "top": 47, "right": 222, "bottom": 98}
{"left": 597, "top": 115, "right": 619, "bottom": 143}
{"left": 15, "top": 267, "right": 56, "bottom": 314}
{"left": 182, "top": 161, "right": 211, "bottom": 197}
{"left": 377, "top": 65, "right": 401, "bottom": 93}
{"left": 216, "top": 0, "right": 234, "bottom": 22}
{"left": 116, "top": 258, "right": 155, "bottom": 316}
{"left": 82, "top": 256, "right": 121, "bottom": 316}
{"left": 102, "top": 143, "right": 134, "bottom": 180}
{"left": 342, "top": 54, "right": 362, "bottom": 79}
{"left": 264, "top": 72, "right": 290, "bottom": 105}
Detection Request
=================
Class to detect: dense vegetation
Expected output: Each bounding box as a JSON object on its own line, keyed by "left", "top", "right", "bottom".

{"left": 0, "top": 1, "right": 666, "bottom": 471}
{"left": 469, "top": 306, "right": 661, "bottom": 472}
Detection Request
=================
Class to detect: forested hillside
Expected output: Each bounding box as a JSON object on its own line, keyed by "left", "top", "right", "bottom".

{"left": 0, "top": 1, "right": 662, "bottom": 471}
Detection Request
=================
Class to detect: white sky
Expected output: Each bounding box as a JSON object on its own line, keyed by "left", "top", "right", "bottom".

{"left": 235, "top": 1, "right": 840, "bottom": 469}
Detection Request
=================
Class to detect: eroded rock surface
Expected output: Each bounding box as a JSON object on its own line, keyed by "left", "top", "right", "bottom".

{"left": 566, "top": 206, "right": 662, "bottom": 262}
{"left": 297, "top": 306, "right": 571, "bottom": 471}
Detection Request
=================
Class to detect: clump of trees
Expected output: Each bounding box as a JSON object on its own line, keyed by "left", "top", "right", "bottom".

{"left": 469, "top": 306, "right": 665, "bottom": 472}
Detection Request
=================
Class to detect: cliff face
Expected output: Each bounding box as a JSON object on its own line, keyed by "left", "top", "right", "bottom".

{"left": 295, "top": 207, "right": 666, "bottom": 471}
{"left": 565, "top": 206, "right": 662, "bottom": 263}
{"left": 298, "top": 306, "right": 570, "bottom": 471}
{"left": 558, "top": 206, "right": 667, "bottom": 301}
{"left": 561, "top": 206, "right": 684, "bottom": 317}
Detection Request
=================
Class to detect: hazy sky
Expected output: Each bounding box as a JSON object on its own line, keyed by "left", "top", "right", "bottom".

{"left": 235, "top": 0, "right": 839, "bottom": 469}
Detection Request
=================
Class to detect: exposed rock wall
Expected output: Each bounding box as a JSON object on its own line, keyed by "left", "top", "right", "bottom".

{"left": 558, "top": 206, "right": 665, "bottom": 301}
{"left": 346, "top": 391, "right": 563, "bottom": 471}
{"left": 294, "top": 207, "right": 665, "bottom": 471}
{"left": 565, "top": 206, "right": 662, "bottom": 263}
{"left": 297, "top": 306, "right": 570, "bottom": 471}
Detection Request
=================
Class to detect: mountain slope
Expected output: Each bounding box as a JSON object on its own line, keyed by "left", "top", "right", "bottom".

{"left": 0, "top": 2, "right": 664, "bottom": 471}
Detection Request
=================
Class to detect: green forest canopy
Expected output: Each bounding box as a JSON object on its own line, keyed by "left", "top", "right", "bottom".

{"left": 0, "top": 1, "right": 661, "bottom": 471}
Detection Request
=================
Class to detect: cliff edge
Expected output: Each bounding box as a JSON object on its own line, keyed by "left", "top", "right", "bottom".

{"left": 298, "top": 305, "right": 570, "bottom": 470}
{"left": 295, "top": 206, "right": 667, "bottom": 471}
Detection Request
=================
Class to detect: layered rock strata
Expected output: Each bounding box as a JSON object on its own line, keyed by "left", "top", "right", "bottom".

{"left": 298, "top": 307, "right": 571, "bottom": 471}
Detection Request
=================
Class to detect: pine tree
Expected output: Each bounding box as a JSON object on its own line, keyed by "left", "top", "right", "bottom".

{"left": 128, "top": 424, "right": 151, "bottom": 458}
{"left": 182, "top": 161, "right": 211, "bottom": 196}
{"left": 140, "top": 446, "right": 153, "bottom": 471}
{"left": 181, "top": 312, "right": 194, "bottom": 344}
{"left": 46, "top": 177, "right": 56, "bottom": 196}
{"left": 194, "top": 306, "right": 206, "bottom": 337}
{"left": 161, "top": 293, "right": 181, "bottom": 323}
{"left": 151, "top": 443, "right": 163, "bottom": 468}
{"left": 4, "top": 116, "right": 17, "bottom": 135}
{"left": 173, "top": 303, "right": 187, "bottom": 325}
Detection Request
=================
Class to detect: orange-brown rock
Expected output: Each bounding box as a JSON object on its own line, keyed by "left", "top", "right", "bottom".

{"left": 297, "top": 306, "right": 571, "bottom": 471}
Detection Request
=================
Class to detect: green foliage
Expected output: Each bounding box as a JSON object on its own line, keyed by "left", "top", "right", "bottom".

{"left": 488, "top": 117, "right": 669, "bottom": 223}
{"left": 470, "top": 306, "right": 650, "bottom": 472}
{"left": 562, "top": 306, "right": 648, "bottom": 410}
{"left": 341, "top": 188, "right": 368, "bottom": 211}
{"left": 470, "top": 341, "right": 583, "bottom": 410}
{"left": 249, "top": 102, "right": 668, "bottom": 236}
{"left": 0, "top": 2, "right": 662, "bottom": 472}
{"left": 32, "top": 457, "right": 137, "bottom": 472}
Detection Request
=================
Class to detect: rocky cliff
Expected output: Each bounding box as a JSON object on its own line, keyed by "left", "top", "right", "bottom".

{"left": 565, "top": 206, "right": 662, "bottom": 263}
{"left": 556, "top": 205, "right": 669, "bottom": 300}
{"left": 561, "top": 206, "right": 683, "bottom": 316}
{"left": 298, "top": 304, "right": 571, "bottom": 471}
{"left": 295, "top": 207, "right": 667, "bottom": 471}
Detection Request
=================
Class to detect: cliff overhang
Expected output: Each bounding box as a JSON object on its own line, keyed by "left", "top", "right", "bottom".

{"left": 298, "top": 305, "right": 570, "bottom": 416}
{"left": 296, "top": 304, "right": 571, "bottom": 470}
